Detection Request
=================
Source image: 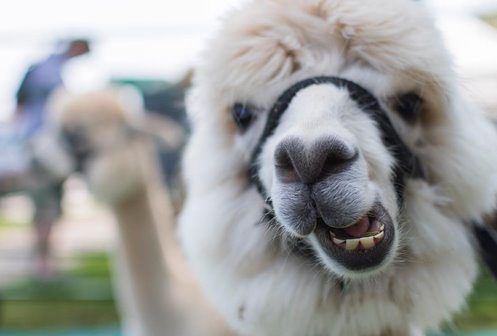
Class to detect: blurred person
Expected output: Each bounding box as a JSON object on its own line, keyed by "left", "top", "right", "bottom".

{"left": 15, "top": 39, "right": 91, "bottom": 137}
{"left": 14, "top": 38, "right": 91, "bottom": 278}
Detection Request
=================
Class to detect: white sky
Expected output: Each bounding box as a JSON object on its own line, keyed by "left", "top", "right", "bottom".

{"left": 0, "top": 0, "right": 247, "bottom": 120}
{"left": 0, "top": 0, "right": 496, "bottom": 120}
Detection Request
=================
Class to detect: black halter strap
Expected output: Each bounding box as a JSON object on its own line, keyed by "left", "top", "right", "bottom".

{"left": 249, "top": 76, "right": 425, "bottom": 210}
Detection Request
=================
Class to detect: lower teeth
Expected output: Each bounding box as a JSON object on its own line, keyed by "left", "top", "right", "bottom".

{"left": 329, "top": 226, "right": 385, "bottom": 251}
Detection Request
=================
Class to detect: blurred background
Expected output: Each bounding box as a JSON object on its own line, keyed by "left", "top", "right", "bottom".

{"left": 0, "top": 0, "right": 496, "bottom": 335}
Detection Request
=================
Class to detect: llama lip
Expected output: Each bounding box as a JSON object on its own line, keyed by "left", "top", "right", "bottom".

{"left": 313, "top": 202, "right": 395, "bottom": 271}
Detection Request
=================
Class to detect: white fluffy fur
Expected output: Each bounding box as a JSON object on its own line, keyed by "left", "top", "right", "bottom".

{"left": 179, "top": 0, "right": 497, "bottom": 335}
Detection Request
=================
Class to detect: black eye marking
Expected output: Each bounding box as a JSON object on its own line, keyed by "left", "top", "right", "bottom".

{"left": 394, "top": 93, "right": 423, "bottom": 124}
{"left": 232, "top": 103, "right": 255, "bottom": 132}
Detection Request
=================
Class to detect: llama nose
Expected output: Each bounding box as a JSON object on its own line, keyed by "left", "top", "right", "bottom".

{"left": 274, "top": 136, "right": 358, "bottom": 184}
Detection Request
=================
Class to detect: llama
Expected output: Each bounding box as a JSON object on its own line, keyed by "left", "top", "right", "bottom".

{"left": 41, "top": 88, "right": 231, "bottom": 336}
{"left": 178, "top": 0, "right": 497, "bottom": 335}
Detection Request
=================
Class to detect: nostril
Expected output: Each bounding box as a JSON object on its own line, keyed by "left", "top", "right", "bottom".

{"left": 274, "top": 145, "right": 300, "bottom": 183}
{"left": 274, "top": 136, "right": 358, "bottom": 184}
{"left": 320, "top": 148, "right": 359, "bottom": 177}
{"left": 311, "top": 136, "right": 358, "bottom": 177}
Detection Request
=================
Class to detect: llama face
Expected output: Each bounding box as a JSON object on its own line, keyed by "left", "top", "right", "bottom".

{"left": 51, "top": 90, "right": 132, "bottom": 172}
{"left": 46, "top": 89, "right": 145, "bottom": 205}
{"left": 256, "top": 82, "right": 401, "bottom": 276}
{"left": 227, "top": 77, "right": 412, "bottom": 278}
{"left": 185, "top": 0, "right": 482, "bottom": 280}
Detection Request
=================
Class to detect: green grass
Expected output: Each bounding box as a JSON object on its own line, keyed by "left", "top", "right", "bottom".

{"left": 431, "top": 270, "right": 497, "bottom": 335}
{"left": 68, "top": 253, "right": 113, "bottom": 280}
{"left": 451, "top": 271, "right": 497, "bottom": 331}
{"left": 0, "top": 252, "right": 119, "bottom": 330}
{"left": 1, "top": 253, "right": 114, "bottom": 302}
{"left": 0, "top": 301, "right": 119, "bottom": 330}
{"left": 1, "top": 252, "right": 497, "bottom": 332}
{"left": 0, "top": 217, "right": 28, "bottom": 232}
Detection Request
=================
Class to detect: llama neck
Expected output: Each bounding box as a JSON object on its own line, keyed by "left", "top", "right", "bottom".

{"left": 112, "top": 141, "right": 231, "bottom": 336}
{"left": 112, "top": 188, "right": 182, "bottom": 336}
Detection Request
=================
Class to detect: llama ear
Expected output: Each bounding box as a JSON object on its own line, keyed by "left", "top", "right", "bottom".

{"left": 112, "top": 85, "right": 145, "bottom": 121}
{"left": 109, "top": 85, "right": 186, "bottom": 149}
{"left": 128, "top": 113, "right": 186, "bottom": 150}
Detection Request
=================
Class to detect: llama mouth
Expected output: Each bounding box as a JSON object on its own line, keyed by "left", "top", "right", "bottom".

{"left": 327, "top": 214, "right": 385, "bottom": 251}
{"left": 312, "top": 203, "right": 395, "bottom": 272}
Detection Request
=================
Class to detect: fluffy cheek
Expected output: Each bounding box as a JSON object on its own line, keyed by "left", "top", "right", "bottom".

{"left": 362, "top": 151, "right": 399, "bottom": 222}
{"left": 255, "top": 135, "right": 282, "bottom": 196}
{"left": 86, "top": 147, "right": 143, "bottom": 206}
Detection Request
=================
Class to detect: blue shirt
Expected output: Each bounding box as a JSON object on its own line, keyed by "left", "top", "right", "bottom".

{"left": 17, "top": 54, "right": 68, "bottom": 138}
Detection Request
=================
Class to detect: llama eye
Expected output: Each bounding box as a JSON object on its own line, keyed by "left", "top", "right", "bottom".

{"left": 232, "top": 103, "right": 255, "bottom": 132}
{"left": 394, "top": 93, "right": 423, "bottom": 124}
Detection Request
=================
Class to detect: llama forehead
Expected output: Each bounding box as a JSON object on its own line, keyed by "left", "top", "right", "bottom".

{"left": 277, "top": 85, "right": 371, "bottom": 141}
{"left": 285, "top": 85, "right": 352, "bottom": 121}
{"left": 193, "top": 0, "right": 454, "bottom": 140}
{"left": 198, "top": 0, "right": 450, "bottom": 100}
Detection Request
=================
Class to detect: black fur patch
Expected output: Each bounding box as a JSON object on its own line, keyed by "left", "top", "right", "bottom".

{"left": 473, "top": 223, "right": 497, "bottom": 278}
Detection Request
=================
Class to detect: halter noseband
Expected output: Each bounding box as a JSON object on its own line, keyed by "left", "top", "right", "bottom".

{"left": 249, "top": 76, "right": 425, "bottom": 210}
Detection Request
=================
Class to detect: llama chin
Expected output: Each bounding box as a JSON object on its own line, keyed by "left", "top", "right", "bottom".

{"left": 179, "top": 0, "right": 497, "bottom": 335}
